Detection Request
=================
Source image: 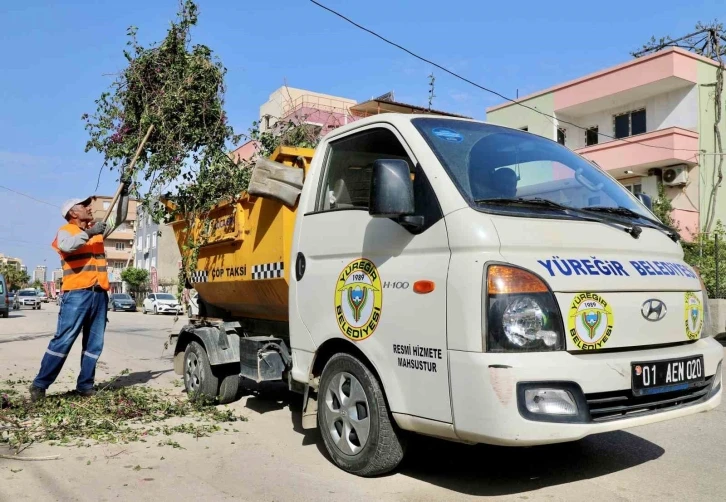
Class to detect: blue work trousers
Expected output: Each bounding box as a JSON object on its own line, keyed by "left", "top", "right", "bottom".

{"left": 33, "top": 289, "right": 108, "bottom": 392}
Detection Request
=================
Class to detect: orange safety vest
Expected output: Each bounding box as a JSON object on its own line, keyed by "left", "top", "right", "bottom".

{"left": 52, "top": 223, "right": 109, "bottom": 291}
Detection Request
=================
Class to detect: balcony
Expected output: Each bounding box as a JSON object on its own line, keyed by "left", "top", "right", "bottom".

{"left": 104, "top": 249, "right": 132, "bottom": 261}
{"left": 574, "top": 127, "right": 699, "bottom": 177}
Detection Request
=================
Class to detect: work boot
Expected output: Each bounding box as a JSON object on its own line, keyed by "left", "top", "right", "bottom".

{"left": 76, "top": 388, "right": 97, "bottom": 398}
{"left": 29, "top": 384, "right": 46, "bottom": 402}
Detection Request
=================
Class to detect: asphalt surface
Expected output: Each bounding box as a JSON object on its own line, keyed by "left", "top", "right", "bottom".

{"left": 1, "top": 303, "right": 725, "bottom": 501}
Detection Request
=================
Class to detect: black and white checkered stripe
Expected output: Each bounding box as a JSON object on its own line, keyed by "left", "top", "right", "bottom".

{"left": 252, "top": 262, "right": 284, "bottom": 280}
{"left": 190, "top": 270, "right": 208, "bottom": 283}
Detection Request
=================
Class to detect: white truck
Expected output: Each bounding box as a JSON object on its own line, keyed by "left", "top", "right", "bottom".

{"left": 169, "top": 114, "right": 722, "bottom": 476}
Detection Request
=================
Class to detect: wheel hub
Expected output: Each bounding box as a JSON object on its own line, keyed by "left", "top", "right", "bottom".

{"left": 323, "top": 372, "right": 370, "bottom": 456}
{"left": 185, "top": 352, "right": 201, "bottom": 390}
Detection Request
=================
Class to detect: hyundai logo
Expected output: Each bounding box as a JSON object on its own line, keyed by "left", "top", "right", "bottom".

{"left": 641, "top": 299, "right": 667, "bottom": 321}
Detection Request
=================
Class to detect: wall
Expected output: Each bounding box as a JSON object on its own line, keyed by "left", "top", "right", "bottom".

{"left": 486, "top": 92, "right": 556, "bottom": 140}
{"left": 697, "top": 61, "right": 726, "bottom": 233}
{"left": 558, "top": 86, "right": 697, "bottom": 150}
{"left": 259, "top": 87, "right": 357, "bottom": 132}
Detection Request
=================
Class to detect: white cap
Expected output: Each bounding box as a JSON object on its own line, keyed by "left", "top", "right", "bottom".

{"left": 60, "top": 196, "right": 93, "bottom": 219}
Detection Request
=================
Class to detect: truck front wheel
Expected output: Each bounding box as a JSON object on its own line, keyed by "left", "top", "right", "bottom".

{"left": 318, "top": 353, "right": 406, "bottom": 476}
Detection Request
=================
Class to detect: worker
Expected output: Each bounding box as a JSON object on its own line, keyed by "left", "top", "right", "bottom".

{"left": 29, "top": 182, "right": 130, "bottom": 401}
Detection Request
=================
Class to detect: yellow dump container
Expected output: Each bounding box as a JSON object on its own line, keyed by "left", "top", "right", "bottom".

{"left": 169, "top": 146, "right": 315, "bottom": 322}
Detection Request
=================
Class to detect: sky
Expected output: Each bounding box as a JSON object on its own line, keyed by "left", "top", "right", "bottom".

{"left": 1, "top": 0, "right": 724, "bottom": 272}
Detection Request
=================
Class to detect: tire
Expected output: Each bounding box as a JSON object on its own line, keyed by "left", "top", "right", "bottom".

{"left": 153, "top": 306, "right": 158, "bottom": 315}
{"left": 318, "top": 353, "right": 406, "bottom": 477}
{"left": 142, "top": 306, "right": 147, "bottom": 314}
{"left": 183, "top": 341, "right": 219, "bottom": 403}
{"left": 1, "top": 309, "right": 8, "bottom": 318}
{"left": 214, "top": 364, "right": 240, "bottom": 404}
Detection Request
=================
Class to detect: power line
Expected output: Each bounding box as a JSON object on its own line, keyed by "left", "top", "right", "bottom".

{"left": 0, "top": 184, "right": 59, "bottom": 208}
{"left": 309, "top": 0, "right": 703, "bottom": 153}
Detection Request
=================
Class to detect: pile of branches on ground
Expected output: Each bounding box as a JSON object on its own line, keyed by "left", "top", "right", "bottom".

{"left": 0, "top": 373, "right": 245, "bottom": 455}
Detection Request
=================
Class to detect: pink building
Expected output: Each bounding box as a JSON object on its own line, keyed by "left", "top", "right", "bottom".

{"left": 486, "top": 48, "right": 725, "bottom": 240}
{"left": 233, "top": 87, "right": 468, "bottom": 162}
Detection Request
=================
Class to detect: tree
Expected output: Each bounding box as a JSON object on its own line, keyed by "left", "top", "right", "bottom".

{"left": 651, "top": 181, "right": 678, "bottom": 231}
{"left": 0, "top": 265, "right": 30, "bottom": 290}
{"left": 683, "top": 221, "right": 725, "bottom": 298}
{"left": 121, "top": 267, "right": 149, "bottom": 302}
{"left": 30, "top": 279, "right": 44, "bottom": 290}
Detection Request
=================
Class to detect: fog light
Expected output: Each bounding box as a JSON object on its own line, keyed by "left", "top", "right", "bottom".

{"left": 524, "top": 388, "right": 578, "bottom": 415}
{"left": 710, "top": 361, "right": 722, "bottom": 398}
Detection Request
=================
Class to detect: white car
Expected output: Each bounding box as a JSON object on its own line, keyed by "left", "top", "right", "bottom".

{"left": 142, "top": 293, "right": 182, "bottom": 315}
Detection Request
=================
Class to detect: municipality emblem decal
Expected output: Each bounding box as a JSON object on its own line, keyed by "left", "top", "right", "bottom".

{"left": 568, "top": 293, "right": 615, "bottom": 350}
{"left": 684, "top": 292, "right": 703, "bottom": 340}
{"left": 334, "top": 259, "right": 383, "bottom": 342}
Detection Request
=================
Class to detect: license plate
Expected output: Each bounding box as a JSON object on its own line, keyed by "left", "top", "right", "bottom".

{"left": 631, "top": 356, "right": 704, "bottom": 396}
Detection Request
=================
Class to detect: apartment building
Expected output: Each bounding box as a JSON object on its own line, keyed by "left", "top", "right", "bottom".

{"left": 33, "top": 265, "right": 47, "bottom": 283}
{"left": 89, "top": 195, "right": 139, "bottom": 292}
{"left": 0, "top": 253, "right": 23, "bottom": 270}
{"left": 134, "top": 205, "right": 182, "bottom": 292}
{"left": 486, "top": 47, "right": 725, "bottom": 240}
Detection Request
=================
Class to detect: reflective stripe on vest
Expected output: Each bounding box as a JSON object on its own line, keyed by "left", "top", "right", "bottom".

{"left": 52, "top": 224, "right": 110, "bottom": 291}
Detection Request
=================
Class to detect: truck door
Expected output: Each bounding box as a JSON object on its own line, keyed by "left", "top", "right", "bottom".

{"left": 294, "top": 124, "right": 452, "bottom": 423}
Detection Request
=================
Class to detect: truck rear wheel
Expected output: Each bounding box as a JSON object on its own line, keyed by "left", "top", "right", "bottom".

{"left": 183, "top": 341, "right": 220, "bottom": 402}
{"left": 183, "top": 342, "right": 240, "bottom": 404}
{"left": 318, "top": 353, "right": 406, "bottom": 476}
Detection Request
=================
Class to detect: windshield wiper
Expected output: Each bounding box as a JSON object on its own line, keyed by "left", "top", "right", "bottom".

{"left": 582, "top": 206, "right": 680, "bottom": 242}
{"left": 475, "top": 198, "right": 643, "bottom": 239}
{"left": 474, "top": 197, "right": 570, "bottom": 210}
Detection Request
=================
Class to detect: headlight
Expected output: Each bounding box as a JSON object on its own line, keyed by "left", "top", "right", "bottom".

{"left": 486, "top": 265, "right": 565, "bottom": 352}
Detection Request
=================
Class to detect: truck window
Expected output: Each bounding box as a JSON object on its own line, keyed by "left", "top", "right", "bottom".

{"left": 316, "top": 128, "right": 414, "bottom": 212}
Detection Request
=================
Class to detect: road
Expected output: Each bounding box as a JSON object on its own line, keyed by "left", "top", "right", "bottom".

{"left": 1, "top": 303, "right": 725, "bottom": 501}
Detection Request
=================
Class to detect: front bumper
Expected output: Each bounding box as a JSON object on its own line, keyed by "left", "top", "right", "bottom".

{"left": 156, "top": 305, "right": 181, "bottom": 313}
{"left": 449, "top": 338, "right": 723, "bottom": 446}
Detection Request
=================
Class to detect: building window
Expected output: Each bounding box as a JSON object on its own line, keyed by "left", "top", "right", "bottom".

{"left": 115, "top": 242, "right": 125, "bottom": 251}
{"left": 622, "top": 182, "right": 643, "bottom": 195}
{"left": 614, "top": 109, "right": 646, "bottom": 139}
{"left": 145, "top": 258, "right": 150, "bottom": 270}
{"left": 146, "top": 235, "right": 150, "bottom": 249}
{"left": 586, "top": 127, "right": 598, "bottom": 146}
{"left": 152, "top": 233, "right": 157, "bottom": 248}
{"left": 557, "top": 128, "right": 566, "bottom": 145}
{"left": 103, "top": 201, "right": 110, "bottom": 210}
{"left": 151, "top": 257, "right": 157, "bottom": 268}
{"left": 137, "top": 236, "right": 142, "bottom": 250}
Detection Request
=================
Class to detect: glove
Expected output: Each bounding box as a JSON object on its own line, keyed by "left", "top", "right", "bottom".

{"left": 120, "top": 177, "right": 132, "bottom": 195}
{"left": 85, "top": 221, "right": 107, "bottom": 237}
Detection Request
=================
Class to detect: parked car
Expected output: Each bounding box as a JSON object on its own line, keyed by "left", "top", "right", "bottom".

{"left": 16, "top": 289, "right": 41, "bottom": 310}
{"left": 36, "top": 291, "right": 48, "bottom": 303}
{"left": 0, "top": 274, "right": 9, "bottom": 318}
{"left": 184, "top": 289, "right": 199, "bottom": 317}
{"left": 108, "top": 293, "right": 137, "bottom": 312}
{"left": 142, "top": 293, "right": 182, "bottom": 315}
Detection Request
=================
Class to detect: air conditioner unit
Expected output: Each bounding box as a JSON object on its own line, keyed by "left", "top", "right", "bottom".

{"left": 662, "top": 166, "right": 688, "bottom": 186}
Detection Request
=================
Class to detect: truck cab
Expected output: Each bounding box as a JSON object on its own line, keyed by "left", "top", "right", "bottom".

{"left": 172, "top": 114, "right": 722, "bottom": 477}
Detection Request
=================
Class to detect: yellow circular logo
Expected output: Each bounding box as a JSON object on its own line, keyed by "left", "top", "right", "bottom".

{"left": 334, "top": 259, "right": 382, "bottom": 342}
{"left": 567, "top": 293, "right": 614, "bottom": 350}
{"left": 684, "top": 292, "right": 703, "bottom": 340}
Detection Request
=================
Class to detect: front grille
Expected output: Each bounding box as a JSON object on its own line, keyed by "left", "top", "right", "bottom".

{"left": 586, "top": 376, "right": 714, "bottom": 423}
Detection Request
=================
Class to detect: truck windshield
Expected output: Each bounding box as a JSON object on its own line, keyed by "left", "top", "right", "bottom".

{"left": 411, "top": 118, "right": 652, "bottom": 220}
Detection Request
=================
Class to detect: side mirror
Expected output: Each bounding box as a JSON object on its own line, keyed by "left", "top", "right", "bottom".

{"left": 369, "top": 159, "right": 415, "bottom": 218}
{"left": 636, "top": 193, "right": 653, "bottom": 211}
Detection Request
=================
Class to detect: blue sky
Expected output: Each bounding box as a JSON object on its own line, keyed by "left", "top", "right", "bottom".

{"left": 0, "top": 0, "right": 723, "bottom": 272}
